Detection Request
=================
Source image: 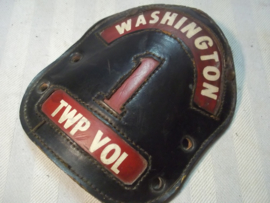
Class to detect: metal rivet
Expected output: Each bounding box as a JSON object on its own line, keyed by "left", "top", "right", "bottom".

{"left": 70, "top": 52, "right": 82, "bottom": 63}
{"left": 38, "top": 82, "right": 49, "bottom": 93}
{"left": 182, "top": 137, "right": 193, "bottom": 150}
{"left": 151, "top": 177, "right": 165, "bottom": 191}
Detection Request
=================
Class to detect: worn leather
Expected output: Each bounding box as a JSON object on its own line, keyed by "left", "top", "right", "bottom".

{"left": 20, "top": 4, "right": 236, "bottom": 203}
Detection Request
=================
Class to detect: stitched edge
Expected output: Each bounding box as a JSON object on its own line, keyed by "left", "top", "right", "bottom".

{"left": 146, "top": 5, "right": 236, "bottom": 201}
{"left": 98, "top": 27, "right": 222, "bottom": 120}
{"left": 22, "top": 8, "right": 146, "bottom": 202}
{"left": 98, "top": 9, "right": 226, "bottom": 119}
{"left": 93, "top": 52, "right": 165, "bottom": 120}
{"left": 24, "top": 88, "right": 126, "bottom": 202}
{"left": 121, "top": 52, "right": 165, "bottom": 114}
{"left": 94, "top": 92, "right": 124, "bottom": 120}
{"left": 146, "top": 79, "right": 236, "bottom": 203}
{"left": 22, "top": 5, "right": 235, "bottom": 203}
{"left": 94, "top": 6, "right": 234, "bottom": 203}
{"left": 34, "top": 85, "right": 152, "bottom": 190}
{"left": 22, "top": 28, "right": 210, "bottom": 201}
{"left": 29, "top": 129, "right": 124, "bottom": 203}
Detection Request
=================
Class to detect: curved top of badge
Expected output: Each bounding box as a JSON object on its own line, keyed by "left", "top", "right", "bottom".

{"left": 20, "top": 4, "right": 236, "bottom": 203}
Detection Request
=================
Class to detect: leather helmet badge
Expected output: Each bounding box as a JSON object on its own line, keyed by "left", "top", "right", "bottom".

{"left": 20, "top": 4, "right": 236, "bottom": 203}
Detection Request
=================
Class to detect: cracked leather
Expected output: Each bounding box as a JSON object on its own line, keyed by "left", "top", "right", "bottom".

{"left": 20, "top": 4, "right": 236, "bottom": 203}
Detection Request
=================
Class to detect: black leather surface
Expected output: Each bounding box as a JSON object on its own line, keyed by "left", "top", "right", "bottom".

{"left": 20, "top": 4, "right": 236, "bottom": 203}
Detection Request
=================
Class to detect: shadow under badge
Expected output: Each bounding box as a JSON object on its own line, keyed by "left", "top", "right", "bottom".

{"left": 20, "top": 4, "right": 236, "bottom": 203}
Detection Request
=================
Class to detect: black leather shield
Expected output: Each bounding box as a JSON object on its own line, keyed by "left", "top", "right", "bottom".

{"left": 20, "top": 4, "right": 236, "bottom": 203}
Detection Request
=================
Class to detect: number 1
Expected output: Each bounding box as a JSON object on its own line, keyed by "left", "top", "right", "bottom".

{"left": 104, "top": 57, "right": 160, "bottom": 114}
